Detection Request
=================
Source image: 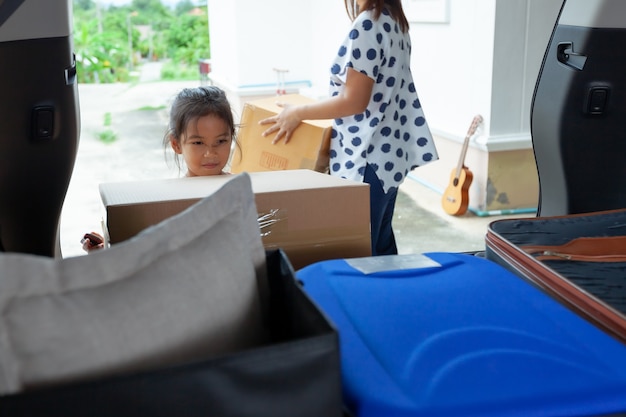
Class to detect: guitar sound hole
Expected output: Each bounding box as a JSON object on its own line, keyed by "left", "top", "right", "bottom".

{"left": 453, "top": 178, "right": 459, "bottom": 187}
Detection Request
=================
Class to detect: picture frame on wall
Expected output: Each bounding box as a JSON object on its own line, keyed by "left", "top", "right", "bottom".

{"left": 403, "top": 0, "right": 450, "bottom": 23}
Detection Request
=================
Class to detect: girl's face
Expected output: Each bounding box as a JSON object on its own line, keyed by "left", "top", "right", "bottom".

{"left": 171, "top": 114, "right": 232, "bottom": 177}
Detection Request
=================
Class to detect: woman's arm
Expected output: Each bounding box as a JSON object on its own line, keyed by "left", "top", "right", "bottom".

{"left": 259, "top": 68, "right": 374, "bottom": 144}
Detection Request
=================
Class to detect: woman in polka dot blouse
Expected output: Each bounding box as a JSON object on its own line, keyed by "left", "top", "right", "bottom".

{"left": 260, "top": 0, "right": 439, "bottom": 256}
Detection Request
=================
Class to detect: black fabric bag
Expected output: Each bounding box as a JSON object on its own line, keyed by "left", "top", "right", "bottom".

{"left": 0, "top": 250, "right": 343, "bottom": 417}
{"left": 486, "top": 210, "right": 626, "bottom": 344}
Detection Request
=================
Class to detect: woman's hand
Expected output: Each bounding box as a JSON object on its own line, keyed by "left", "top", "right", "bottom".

{"left": 258, "top": 70, "right": 373, "bottom": 144}
{"left": 259, "top": 103, "right": 303, "bottom": 144}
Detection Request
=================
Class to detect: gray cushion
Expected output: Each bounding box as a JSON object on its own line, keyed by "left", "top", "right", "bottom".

{"left": 0, "top": 173, "right": 268, "bottom": 395}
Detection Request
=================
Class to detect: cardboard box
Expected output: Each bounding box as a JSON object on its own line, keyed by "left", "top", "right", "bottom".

{"left": 231, "top": 94, "right": 332, "bottom": 174}
{"left": 99, "top": 170, "right": 371, "bottom": 270}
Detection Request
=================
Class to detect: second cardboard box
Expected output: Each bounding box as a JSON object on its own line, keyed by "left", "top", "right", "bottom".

{"left": 231, "top": 94, "right": 332, "bottom": 174}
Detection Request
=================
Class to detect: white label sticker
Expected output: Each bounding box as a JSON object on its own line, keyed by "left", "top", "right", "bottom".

{"left": 346, "top": 254, "right": 441, "bottom": 274}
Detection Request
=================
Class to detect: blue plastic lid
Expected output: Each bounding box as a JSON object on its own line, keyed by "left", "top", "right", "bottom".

{"left": 297, "top": 252, "right": 626, "bottom": 417}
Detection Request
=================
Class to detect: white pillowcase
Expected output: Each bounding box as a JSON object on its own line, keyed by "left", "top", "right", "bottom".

{"left": 0, "top": 173, "right": 268, "bottom": 395}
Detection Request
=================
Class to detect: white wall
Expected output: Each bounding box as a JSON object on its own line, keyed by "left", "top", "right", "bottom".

{"left": 306, "top": 0, "right": 351, "bottom": 97}
{"left": 207, "top": 0, "right": 346, "bottom": 91}
{"left": 488, "top": 0, "right": 564, "bottom": 147}
{"left": 409, "top": 0, "right": 562, "bottom": 150}
{"left": 409, "top": 0, "right": 496, "bottom": 142}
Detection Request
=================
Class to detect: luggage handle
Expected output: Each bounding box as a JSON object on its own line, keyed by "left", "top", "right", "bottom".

{"left": 522, "top": 235, "right": 626, "bottom": 262}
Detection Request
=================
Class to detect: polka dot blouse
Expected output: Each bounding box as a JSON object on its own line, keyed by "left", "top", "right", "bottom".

{"left": 329, "top": 8, "right": 439, "bottom": 193}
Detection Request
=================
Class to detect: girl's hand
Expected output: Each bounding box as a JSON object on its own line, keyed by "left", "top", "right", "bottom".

{"left": 81, "top": 232, "right": 105, "bottom": 253}
{"left": 259, "top": 103, "right": 303, "bottom": 144}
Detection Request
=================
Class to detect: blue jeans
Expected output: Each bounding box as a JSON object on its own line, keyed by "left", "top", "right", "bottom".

{"left": 364, "top": 164, "right": 398, "bottom": 256}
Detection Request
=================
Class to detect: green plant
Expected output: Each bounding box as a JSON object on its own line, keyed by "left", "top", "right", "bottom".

{"left": 73, "top": 0, "right": 211, "bottom": 84}
{"left": 160, "top": 60, "right": 197, "bottom": 80}
{"left": 165, "top": 10, "right": 210, "bottom": 65}
{"left": 98, "top": 112, "right": 117, "bottom": 143}
{"left": 98, "top": 129, "right": 118, "bottom": 144}
{"left": 138, "top": 105, "right": 167, "bottom": 111}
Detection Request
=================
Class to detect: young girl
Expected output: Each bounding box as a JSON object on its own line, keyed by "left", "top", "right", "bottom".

{"left": 82, "top": 85, "right": 237, "bottom": 251}
{"left": 259, "top": 0, "right": 438, "bottom": 256}
{"left": 165, "top": 85, "right": 236, "bottom": 177}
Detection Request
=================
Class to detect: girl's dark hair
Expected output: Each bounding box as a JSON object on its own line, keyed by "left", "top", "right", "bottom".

{"left": 344, "top": 0, "right": 410, "bottom": 33}
{"left": 163, "top": 86, "right": 239, "bottom": 170}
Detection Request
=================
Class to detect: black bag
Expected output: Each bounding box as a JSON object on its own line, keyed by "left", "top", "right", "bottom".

{"left": 486, "top": 210, "right": 626, "bottom": 344}
{"left": 0, "top": 250, "right": 343, "bottom": 417}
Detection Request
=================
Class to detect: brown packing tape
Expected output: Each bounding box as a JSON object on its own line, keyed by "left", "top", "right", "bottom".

{"left": 257, "top": 208, "right": 288, "bottom": 238}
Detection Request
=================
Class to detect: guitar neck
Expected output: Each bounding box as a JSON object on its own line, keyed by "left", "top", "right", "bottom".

{"left": 454, "top": 135, "right": 471, "bottom": 178}
{"left": 453, "top": 115, "right": 483, "bottom": 179}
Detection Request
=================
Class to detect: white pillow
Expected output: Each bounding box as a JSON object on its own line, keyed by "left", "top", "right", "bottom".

{"left": 0, "top": 173, "right": 268, "bottom": 395}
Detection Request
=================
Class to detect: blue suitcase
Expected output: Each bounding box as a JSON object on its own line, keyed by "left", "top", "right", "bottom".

{"left": 297, "top": 252, "right": 626, "bottom": 417}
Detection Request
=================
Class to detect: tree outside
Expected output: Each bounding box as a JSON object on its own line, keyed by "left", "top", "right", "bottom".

{"left": 72, "top": 0, "right": 210, "bottom": 83}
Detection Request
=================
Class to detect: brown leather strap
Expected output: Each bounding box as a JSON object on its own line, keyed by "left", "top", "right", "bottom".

{"left": 522, "top": 236, "right": 626, "bottom": 262}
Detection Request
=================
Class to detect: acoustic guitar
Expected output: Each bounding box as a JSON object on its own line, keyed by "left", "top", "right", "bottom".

{"left": 441, "top": 115, "right": 483, "bottom": 216}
